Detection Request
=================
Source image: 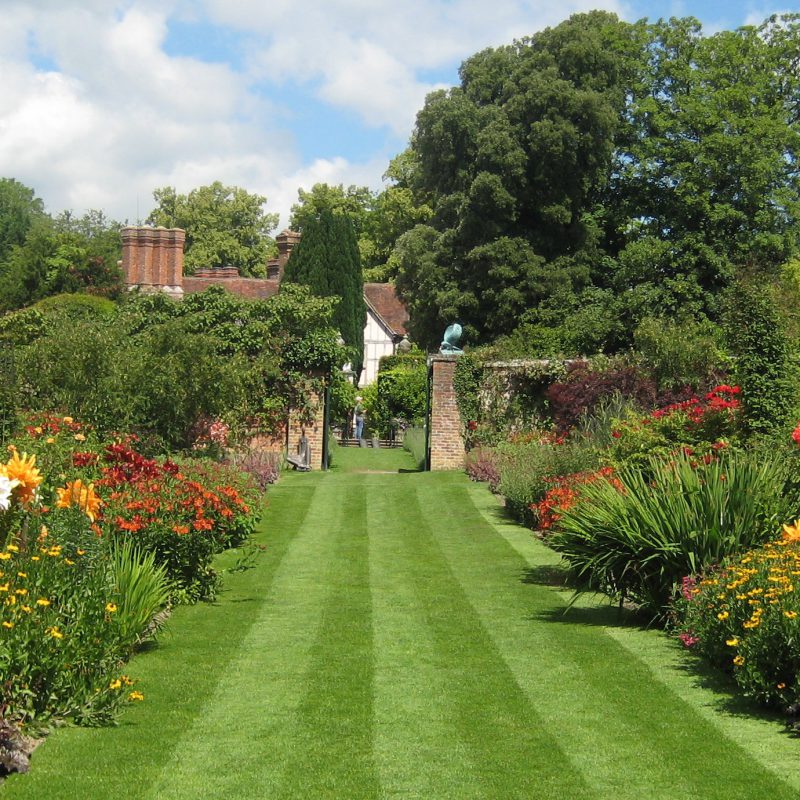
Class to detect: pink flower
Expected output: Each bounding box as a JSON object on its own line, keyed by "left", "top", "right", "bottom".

{"left": 679, "top": 632, "right": 699, "bottom": 648}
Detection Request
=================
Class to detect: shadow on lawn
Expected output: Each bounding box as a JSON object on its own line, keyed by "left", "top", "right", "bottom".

{"left": 671, "top": 646, "right": 797, "bottom": 732}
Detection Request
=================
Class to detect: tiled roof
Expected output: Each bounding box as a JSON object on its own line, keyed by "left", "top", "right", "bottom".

{"left": 363, "top": 283, "right": 409, "bottom": 337}
{"left": 183, "top": 276, "right": 281, "bottom": 300}
{"left": 182, "top": 276, "right": 409, "bottom": 337}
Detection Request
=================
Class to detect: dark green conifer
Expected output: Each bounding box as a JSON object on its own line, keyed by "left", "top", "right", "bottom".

{"left": 283, "top": 208, "right": 366, "bottom": 376}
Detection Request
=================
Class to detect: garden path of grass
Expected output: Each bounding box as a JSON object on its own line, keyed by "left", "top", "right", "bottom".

{"left": 5, "top": 446, "right": 800, "bottom": 799}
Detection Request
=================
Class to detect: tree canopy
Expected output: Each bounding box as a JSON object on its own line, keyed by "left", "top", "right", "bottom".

{"left": 146, "top": 181, "right": 279, "bottom": 277}
{"left": 282, "top": 208, "right": 367, "bottom": 376}
{"left": 393, "top": 12, "right": 800, "bottom": 351}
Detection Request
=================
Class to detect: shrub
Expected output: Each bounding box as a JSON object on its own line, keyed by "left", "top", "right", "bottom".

{"left": 226, "top": 447, "right": 281, "bottom": 491}
{"left": 550, "top": 451, "right": 796, "bottom": 618}
{"left": 545, "top": 360, "right": 660, "bottom": 433}
{"left": 402, "top": 427, "right": 426, "bottom": 471}
{"left": 494, "top": 438, "right": 599, "bottom": 525}
{"left": 633, "top": 316, "right": 728, "bottom": 393}
{"left": 372, "top": 360, "right": 427, "bottom": 436}
{"left": 603, "top": 385, "right": 741, "bottom": 469}
{"left": 465, "top": 446, "right": 501, "bottom": 489}
{"left": 109, "top": 540, "right": 171, "bottom": 647}
{"left": 675, "top": 525, "right": 800, "bottom": 709}
{"left": 724, "top": 279, "right": 796, "bottom": 438}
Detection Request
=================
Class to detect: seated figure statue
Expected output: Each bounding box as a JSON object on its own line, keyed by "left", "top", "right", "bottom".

{"left": 286, "top": 434, "right": 311, "bottom": 471}
{"left": 440, "top": 323, "right": 464, "bottom": 354}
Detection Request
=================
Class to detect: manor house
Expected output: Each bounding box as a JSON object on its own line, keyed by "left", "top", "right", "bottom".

{"left": 120, "top": 226, "right": 409, "bottom": 385}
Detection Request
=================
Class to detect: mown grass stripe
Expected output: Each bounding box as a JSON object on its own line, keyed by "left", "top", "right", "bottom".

{"left": 468, "top": 478, "right": 800, "bottom": 793}
{"left": 369, "top": 472, "right": 593, "bottom": 799}
{"left": 144, "top": 473, "right": 358, "bottom": 799}
{"left": 1, "top": 478, "right": 321, "bottom": 800}
{"left": 273, "top": 474, "right": 379, "bottom": 799}
{"left": 423, "top": 474, "right": 800, "bottom": 800}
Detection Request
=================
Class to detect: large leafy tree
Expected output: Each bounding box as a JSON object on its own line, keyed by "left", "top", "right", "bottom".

{"left": 396, "top": 11, "right": 636, "bottom": 349}
{"left": 282, "top": 208, "right": 366, "bottom": 376}
{"left": 146, "top": 181, "right": 279, "bottom": 277}
{"left": 0, "top": 178, "right": 45, "bottom": 264}
{"left": 607, "top": 16, "right": 800, "bottom": 323}
{"left": 395, "top": 12, "right": 800, "bottom": 352}
{"left": 0, "top": 208, "right": 123, "bottom": 313}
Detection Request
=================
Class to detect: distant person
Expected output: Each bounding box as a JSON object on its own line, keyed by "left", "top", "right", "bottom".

{"left": 354, "top": 396, "right": 365, "bottom": 440}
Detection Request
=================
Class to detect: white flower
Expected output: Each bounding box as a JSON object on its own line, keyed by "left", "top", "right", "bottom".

{"left": 0, "top": 475, "right": 20, "bottom": 511}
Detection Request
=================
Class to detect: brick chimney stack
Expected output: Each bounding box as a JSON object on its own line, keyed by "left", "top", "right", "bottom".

{"left": 121, "top": 226, "right": 185, "bottom": 298}
{"left": 275, "top": 229, "right": 301, "bottom": 280}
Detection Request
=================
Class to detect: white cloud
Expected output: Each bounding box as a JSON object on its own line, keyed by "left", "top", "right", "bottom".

{"left": 211, "top": 0, "right": 624, "bottom": 133}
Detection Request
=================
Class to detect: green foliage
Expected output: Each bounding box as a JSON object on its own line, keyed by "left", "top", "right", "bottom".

{"left": 724, "top": 279, "right": 796, "bottom": 437}
{"left": 146, "top": 182, "right": 278, "bottom": 277}
{"left": 495, "top": 439, "right": 599, "bottom": 524}
{"left": 34, "top": 292, "right": 117, "bottom": 318}
{"left": 0, "top": 210, "right": 123, "bottom": 312}
{"left": 633, "top": 316, "right": 728, "bottom": 392}
{"left": 371, "top": 355, "right": 427, "bottom": 436}
{"left": 550, "top": 452, "right": 796, "bottom": 617}
{"left": 0, "top": 285, "right": 343, "bottom": 448}
{"left": 109, "top": 541, "right": 172, "bottom": 647}
{"left": 395, "top": 13, "right": 800, "bottom": 350}
{"left": 0, "top": 177, "right": 45, "bottom": 263}
{"left": 283, "top": 208, "right": 366, "bottom": 376}
{"left": 402, "top": 426, "right": 426, "bottom": 471}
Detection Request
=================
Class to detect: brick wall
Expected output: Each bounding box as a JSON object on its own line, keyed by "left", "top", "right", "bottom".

{"left": 429, "top": 354, "right": 465, "bottom": 471}
{"left": 287, "top": 389, "right": 326, "bottom": 471}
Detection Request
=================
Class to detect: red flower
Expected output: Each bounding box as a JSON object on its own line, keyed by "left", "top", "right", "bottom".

{"left": 792, "top": 424, "right": 800, "bottom": 447}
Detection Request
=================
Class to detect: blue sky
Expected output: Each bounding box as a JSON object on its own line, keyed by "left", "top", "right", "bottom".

{"left": 0, "top": 0, "right": 796, "bottom": 228}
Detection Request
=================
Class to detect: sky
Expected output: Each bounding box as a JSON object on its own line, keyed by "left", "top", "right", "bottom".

{"left": 0, "top": 0, "right": 797, "bottom": 229}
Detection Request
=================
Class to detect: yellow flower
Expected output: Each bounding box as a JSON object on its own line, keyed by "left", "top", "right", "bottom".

{"left": 717, "top": 611, "right": 730, "bottom": 621}
{"left": 73, "top": 433, "right": 86, "bottom": 442}
{"left": 55, "top": 480, "right": 102, "bottom": 522}
{"left": 17, "top": 572, "right": 26, "bottom": 578}
{"left": 36, "top": 598, "right": 50, "bottom": 607}
{"left": 726, "top": 637, "right": 739, "bottom": 646}
{"left": 105, "top": 602, "right": 117, "bottom": 614}
{"left": 733, "top": 655, "right": 745, "bottom": 666}
{"left": 46, "top": 626, "right": 63, "bottom": 639}
{"left": 109, "top": 679, "right": 122, "bottom": 690}
{"left": 785, "top": 611, "right": 798, "bottom": 619}
{"left": 20, "top": 605, "right": 31, "bottom": 613}
{"left": 62, "top": 416, "right": 73, "bottom": 424}
{"left": 2, "top": 621, "right": 13, "bottom": 629}
{"left": 0, "top": 553, "right": 10, "bottom": 561}
{"left": 0, "top": 584, "right": 8, "bottom": 592}
{"left": 128, "top": 691, "right": 144, "bottom": 702}
{"left": 6, "top": 544, "right": 18, "bottom": 553}
{"left": 45, "top": 437, "right": 55, "bottom": 445}
{"left": 783, "top": 521, "right": 800, "bottom": 543}
{"left": 2, "top": 451, "right": 42, "bottom": 505}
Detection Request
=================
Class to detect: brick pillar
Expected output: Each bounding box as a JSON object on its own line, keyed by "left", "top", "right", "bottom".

{"left": 121, "top": 226, "right": 185, "bottom": 298}
{"left": 275, "top": 229, "right": 301, "bottom": 281}
{"left": 429, "top": 354, "right": 465, "bottom": 471}
{"left": 287, "top": 386, "right": 326, "bottom": 471}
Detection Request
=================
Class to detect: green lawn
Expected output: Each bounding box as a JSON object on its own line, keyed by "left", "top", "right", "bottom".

{"left": 4, "top": 450, "right": 800, "bottom": 799}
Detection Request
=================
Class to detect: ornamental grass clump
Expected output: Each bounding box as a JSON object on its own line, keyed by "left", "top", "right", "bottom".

{"left": 549, "top": 451, "right": 796, "bottom": 618}
{"left": 676, "top": 524, "right": 800, "bottom": 709}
